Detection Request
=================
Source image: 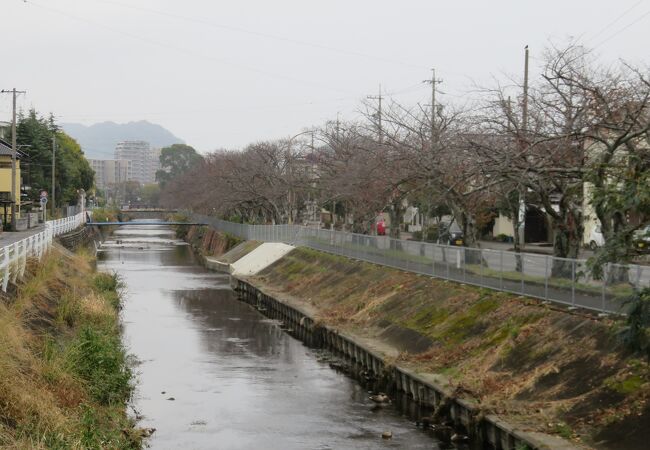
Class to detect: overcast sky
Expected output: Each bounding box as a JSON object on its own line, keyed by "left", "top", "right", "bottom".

{"left": 2, "top": 0, "right": 649, "bottom": 153}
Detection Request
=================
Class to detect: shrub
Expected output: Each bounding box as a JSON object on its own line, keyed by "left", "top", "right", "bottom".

{"left": 619, "top": 288, "right": 650, "bottom": 361}
{"left": 93, "top": 273, "right": 122, "bottom": 310}
{"left": 424, "top": 224, "right": 440, "bottom": 242}
{"left": 91, "top": 207, "right": 119, "bottom": 223}
{"left": 93, "top": 272, "right": 120, "bottom": 293}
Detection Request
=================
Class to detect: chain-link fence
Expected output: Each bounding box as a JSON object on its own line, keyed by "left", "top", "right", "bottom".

{"left": 191, "top": 213, "right": 649, "bottom": 315}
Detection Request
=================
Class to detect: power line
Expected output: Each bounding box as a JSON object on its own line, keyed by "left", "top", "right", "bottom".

{"left": 583, "top": 0, "right": 645, "bottom": 43}
{"left": 91, "top": 0, "right": 428, "bottom": 72}
{"left": 592, "top": 8, "right": 650, "bottom": 48}
{"left": 24, "top": 0, "right": 355, "bottom": 96}
{"left": 53, "top": 79, "right": 435, "bottom": 121}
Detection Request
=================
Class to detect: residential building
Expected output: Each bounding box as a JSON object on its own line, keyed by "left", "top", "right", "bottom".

{"left": 0, "top": 138, "right": 21, "bottom": 225}
{"left": 0, "top": 121, "right": 10, "bottom": 141}
{"left": 89, "top": 159, "right": 131, "bottom": 190}
{"left": 114, "top": 140, "right": 161, "bottom": 184}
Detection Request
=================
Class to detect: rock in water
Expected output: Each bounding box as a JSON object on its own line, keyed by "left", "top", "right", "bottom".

{"left": 451, "top": 433, "right": 469, "bottom": 442}
{"left": 381, "top": 431, "right": 393, "bottom": 439}
{"left": 369, "top": 393, "right": 391, "bottom": 404}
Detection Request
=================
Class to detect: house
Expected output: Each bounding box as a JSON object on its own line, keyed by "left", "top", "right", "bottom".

{"left": 0, "top": 138, "right": 21, "bottom": 227}
{"left": 0, "top": 121, "right": 10, "bottom": 140}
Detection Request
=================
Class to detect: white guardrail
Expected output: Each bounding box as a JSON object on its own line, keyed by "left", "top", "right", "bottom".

{"left": 0, "top": 211, "right": 89, "bottom": 292}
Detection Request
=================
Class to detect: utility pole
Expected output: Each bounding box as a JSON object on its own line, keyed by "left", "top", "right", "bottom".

{"left": 519, "top": 45, "right": 530, "bottom": 251}
{"left": 1, "top": 88, "right": 26, "bottom": 231}
{"left": 335, "top": 112, "right": 341, "bottom": 141}
{"left": 423, "top": 69, "right": 442, "bottom": 146}
{"left": 522, "top": 45, "right": 529, "bottom": 132}
{"left": 51, "top": 135, "right": 56, "bottom": 218}
{"left": 367, "top": 84, "right": 383, "bottom": 143}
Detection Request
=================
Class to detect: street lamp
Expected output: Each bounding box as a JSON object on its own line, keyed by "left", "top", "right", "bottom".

{"left": 285, "top": 130, "right": 314, "bottom": 225}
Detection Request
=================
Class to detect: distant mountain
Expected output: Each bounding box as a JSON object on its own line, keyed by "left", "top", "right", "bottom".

{"left": 61, "top": 120, "right": 184, "bottom": 159}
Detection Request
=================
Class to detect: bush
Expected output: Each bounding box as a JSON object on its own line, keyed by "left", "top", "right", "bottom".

{"left": 93, "top": 272, "right": 120, "bottom": 293}
{"left": 423, "top": 224, "right": 440, "bottom": 242}
{"left": 93, "top": 273, "right": 122, "bottom": 310}
{"left": 91, "top": 207, "right": 119, "bottom": 223}
{"left": 619, "top": 288, "right": 650, "bottom": 361}
{"left": 170, "top": 213, "right": 190, "bottom": 239}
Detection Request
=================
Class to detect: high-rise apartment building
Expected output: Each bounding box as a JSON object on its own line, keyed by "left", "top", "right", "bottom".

{"left": 145, "top": 147, "right": 161, "bottom": 184}
{"left": 89, "top": 159, "right": 131, "bottom": 190}
{"left": 114, "top": 140, "right": 161, "bottom": 184}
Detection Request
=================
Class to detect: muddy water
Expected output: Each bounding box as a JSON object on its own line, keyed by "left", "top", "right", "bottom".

{"left": 98, "top": 225, "right": 441, "bottom": 450}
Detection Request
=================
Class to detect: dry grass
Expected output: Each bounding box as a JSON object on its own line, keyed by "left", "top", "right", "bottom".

{"left": 255, "top": 247, "right": 650, "bottom": 449}
{"left": 0, "top": 247, "right": 139, "bottom": 449}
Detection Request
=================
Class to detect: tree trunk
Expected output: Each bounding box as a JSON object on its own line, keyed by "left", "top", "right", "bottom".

{"left": 388, "top": 198, "right": 404, "bottom": 240}
{"left": 453, "top": 209, "right": 482, "bottom": 265}
{"left": 509, "top": 202, "right": 524, "bottom": 272}
{"left": 550, "top": 213, "right": 582, "bottom": 278}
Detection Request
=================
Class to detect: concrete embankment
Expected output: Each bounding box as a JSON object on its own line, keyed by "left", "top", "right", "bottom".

{"left": 0, "top": 245, "right": 142, "bottom": 448}
{"left": 56, "top": 223, "right": 105, "bottom": 251}
{"left": 237, "top": 248, "right": 649, "bottom": 450}
{"left": 178, "top": 224, "right": 650, "bottom": 450}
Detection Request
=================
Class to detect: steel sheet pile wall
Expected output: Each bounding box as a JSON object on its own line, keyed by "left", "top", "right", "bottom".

{"left": 235, "top": 279, "right": 569, "bottom": 450}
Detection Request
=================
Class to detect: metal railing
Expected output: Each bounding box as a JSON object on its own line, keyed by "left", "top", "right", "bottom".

{"left": 191, "top": 213, "right": 650, "bottom": 315}
{"left": 0, "top": 211, "right": 90, "bottom": 292}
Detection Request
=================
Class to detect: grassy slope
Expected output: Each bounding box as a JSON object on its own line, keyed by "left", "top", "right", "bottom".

{"left": 253, "top": 247, "right": 650, "bottom": 450}
{"left": 0, "top": 248, "right": 139, "bottom": 449}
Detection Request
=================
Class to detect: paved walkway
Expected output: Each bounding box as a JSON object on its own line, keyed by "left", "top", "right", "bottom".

{"left": 478, "top": 240, "right": 596, "bottom": 259}
{"left": 0, "top": 225, "right": 46, "bottom": 247}
{"left": 400, "top": 231, "right": 595, "bottom": 258}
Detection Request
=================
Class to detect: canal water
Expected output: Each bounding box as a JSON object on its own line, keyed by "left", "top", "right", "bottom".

{"left": 98, "top": 224, "right": 441, "bottom": 449}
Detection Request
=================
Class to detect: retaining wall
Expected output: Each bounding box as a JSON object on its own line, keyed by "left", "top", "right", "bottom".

{"left": 56, "top": 225, "right": 102, "bottom": 251}
{"left": 235, "top": 278, "right": 576, "bottom": 450}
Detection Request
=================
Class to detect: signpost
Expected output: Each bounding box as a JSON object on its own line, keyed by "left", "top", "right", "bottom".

{"left": 40, "top": 191, "right": 48, "bottom": 222}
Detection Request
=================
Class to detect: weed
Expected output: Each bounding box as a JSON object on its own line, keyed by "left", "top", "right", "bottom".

{"left": 554, "top": 422, "right": 573, "bottom": 439}
{"left": 93, "top": 272, "right": 120, "bottom": 293}
{"left": 57, "top": 292, "right": 82, "bottom": 327}
{"left": 67, "top": 327, "right": 132, "bottom": 405}
{"left": 0, "top": 249, "right": 137, "bottom": 448}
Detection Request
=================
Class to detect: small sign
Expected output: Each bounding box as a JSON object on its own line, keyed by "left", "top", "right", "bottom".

{"left": 40, "top": 190, "right": 48, "bottom": 199}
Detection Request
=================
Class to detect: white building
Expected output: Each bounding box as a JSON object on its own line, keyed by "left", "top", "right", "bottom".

{"left": 89, "top": 159, "right": 131, "bottom": 190}
{"left": 114, "top": 140, "right": 161, "bottom": 184}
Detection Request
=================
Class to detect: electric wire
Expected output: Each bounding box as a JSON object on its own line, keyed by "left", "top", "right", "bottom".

{"left": 91, "top": 0, "right": 429, "bottom": 71}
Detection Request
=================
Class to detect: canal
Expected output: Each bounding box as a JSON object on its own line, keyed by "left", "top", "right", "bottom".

{"left": 98, "top": 224, "right": 442, "bottom": 449}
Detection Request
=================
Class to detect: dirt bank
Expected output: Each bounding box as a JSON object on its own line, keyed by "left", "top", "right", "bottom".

{"left": 0, "top": 246, "right": 141, "bottom": 448}
{"left": 180, "top": 225, "right": 243, "bottom": 259}
{"left": 248, "top": 247, "right": 650, "bottom": 450}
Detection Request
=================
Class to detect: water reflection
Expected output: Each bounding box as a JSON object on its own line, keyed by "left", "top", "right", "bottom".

{"left": 98, "top": 225, "right": 440, "bottom": 449}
